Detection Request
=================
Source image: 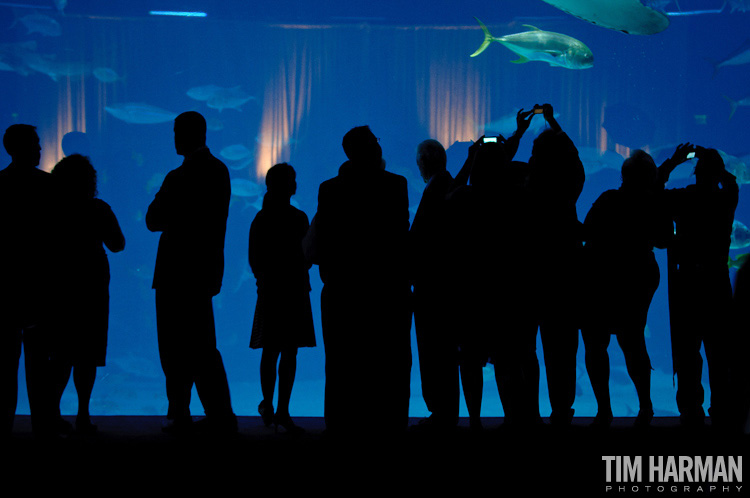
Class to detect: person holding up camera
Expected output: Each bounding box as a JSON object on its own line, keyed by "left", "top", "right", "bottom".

{"left": 658, "top": 144, "right": 739, "bottom": 430}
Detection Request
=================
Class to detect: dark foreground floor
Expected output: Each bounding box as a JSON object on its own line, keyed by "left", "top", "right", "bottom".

{"left": 4, "top": 416, "right": 747, "bottom": 497}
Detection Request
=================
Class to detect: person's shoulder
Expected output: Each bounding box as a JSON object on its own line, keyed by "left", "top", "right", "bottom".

{"left": 92, "top": 197, "right": 113, "bottom": 212}
{"left": 291, "top": 205, "right": 309, "bottom": 222}
{"left": 383, "top": 169, "right": 408, "bottom": 188}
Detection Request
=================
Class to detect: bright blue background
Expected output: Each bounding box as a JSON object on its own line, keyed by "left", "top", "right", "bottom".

{"left": 1, "top": 0, "right": 747, "bottom": 419}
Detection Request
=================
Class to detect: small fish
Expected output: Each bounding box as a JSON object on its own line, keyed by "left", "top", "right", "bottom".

{"left": 220, "top": 144, "right": 252, "bottom": 161}
{"left": 471, "top": 18, "right": 593, "bottom": 70}
{"left": 186, "top": 84, "right": 223, "bottom": 101}
{"left": 18, "top": 13, "right": 62, "bottom": 37}
{"left": 105, "top": 103, "right": 178, "bottom": 124}
{"left": 93, "top": 67, "right": 122, "bottom": 83}
{"left": 206, "top": 86, "right": 254, "bottom": 112}
{"left": 731, "top": 220, "right": 750, "bottom": 250}
{"left": 723, "top": 95, "right": 750, "bottom": 120}
{"left": 230, "top": 178, "right": 263, "bottom": 198}
{"left": 710, "top": 40, "right": 750, "bottom": 77}
{"left": 728, "top": 253, "right": 750, "bottom": 270}
{"left": 24, "top": 53, "right": 90, "bottom": 81}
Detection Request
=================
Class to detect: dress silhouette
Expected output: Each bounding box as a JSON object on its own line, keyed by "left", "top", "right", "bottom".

{"left": 249, "top": 163, "right": 315, "bottom": 433}
{"left": 146, "top": 111, "right": 236, "bottom": 434}
{"left": 49, "top": 154, "right": 125, "bottom": 433}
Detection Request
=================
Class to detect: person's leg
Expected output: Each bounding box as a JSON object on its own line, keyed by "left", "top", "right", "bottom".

{"left": 1, "top": 325, "right": 22, "bottom": 435}
{"left": 190, "top": 294, "right": 235, "bottom": 428}
{"left": 155, "top": 290, "right": 193, "bottom": 425}
{"left": 583, "top": 328, "right": 613, "bottom": 425}
{"left": 617, "top": 331, "right": 653, "bottom": 426}
{"left": 276, "top": 348, "right": 298, "bottom": 417}
{"left": 72, "top": 363, "right": 97, "bottom": 431}
{"left": 459, "top": 348, "right": 484, "bottom": 430}
{"left": 258, "top": 348, "right": 280, "bottom": 426}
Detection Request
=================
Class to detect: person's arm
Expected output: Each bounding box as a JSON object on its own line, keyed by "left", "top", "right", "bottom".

{"left": 502, "top": 108, "right": 534, "bottom": 162}
{"left": 451, "top": 136, "right": 483, "bottom": 190}
{"left": 657, "top": 143, "right": 694, "bottom": 185}
{"left": 541, "top": 103, "right": 562, "bottom": 132}
{"left": 99, "top": 201, "right": 125, "bottom": 253}
{"left": 145, "top": 171, "right": 174, "bottom": 233}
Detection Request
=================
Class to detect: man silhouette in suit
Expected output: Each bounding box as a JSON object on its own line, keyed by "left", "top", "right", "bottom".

{"left": 306, "top": 126, "right": 412, "bottom": 436}
{"left": 146, "top": 111, "right": 236, "bottom": 434}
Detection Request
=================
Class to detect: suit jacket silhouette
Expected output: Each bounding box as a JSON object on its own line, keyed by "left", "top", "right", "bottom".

{"left": 313, "top": 160, "right": 410, "bottom": 289}
{"left": 146, "top": 147, "right": 230, "bottom": 296}
{"left": 309, "top": 159, "right": 412, "bottom": 432}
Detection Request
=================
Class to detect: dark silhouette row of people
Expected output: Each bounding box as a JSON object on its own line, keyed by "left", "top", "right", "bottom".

{"left": 2, "top": 105, "right": 748, "bottom": 440}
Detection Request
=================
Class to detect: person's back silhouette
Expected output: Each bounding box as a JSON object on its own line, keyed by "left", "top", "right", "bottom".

{"left": 249, "top": 162, "right": 315, "bottom": 434}
{"left": 659, "top": 145, "right": 738, "bottom": 429}
{"left": 581, "top": 149, "right": 672, "bottom": 428}
{"left": 305, "top": 125, "right": 412, "bottom": 436}
{"left": 146, "top": 111, "right": 237, "bottom": 434}
{"left": 0, "top": 124, "right": 63, "bottom": 437}
{"left": 526, "top": 104, "right": 585, "bottom": 427}
{"left": 49, "top": 153, "right": 125, "bottom": 434}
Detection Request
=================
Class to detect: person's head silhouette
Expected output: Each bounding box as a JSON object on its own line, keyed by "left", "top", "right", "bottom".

{"left": 694, "top": 148, "right": 725, "bottom": 188}
{"left": 621, "top": 149, "right": 657, "bottom": 192}
{"left": 342, "top": 126, "right": 382, "bottom": 168}
{"left": 3, "top": 124, "right": 41, "bottom": 167}
{"left": 265, "top": 162, "right": 297, "bottom": 200}
{"left": 174, "top": 111, "right": 207, "bottom": 157}
{"left": 51, "top": 153, "right": 97, "bottom": 199}
{"left": 470, "top": 140, "right": 507, "bottom": 190}
{"left": 416, "top": 139, "right": 446, "bottom": 183}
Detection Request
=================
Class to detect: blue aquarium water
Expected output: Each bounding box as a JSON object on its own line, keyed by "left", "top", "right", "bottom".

{"left": 1, "top": 0, "right": 748, "bottom": 419}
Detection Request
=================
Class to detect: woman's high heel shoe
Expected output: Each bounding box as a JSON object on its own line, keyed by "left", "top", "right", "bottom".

{"left": 258, "top": 400, "right": 274, "bottom": 428}
{"left": 274, "top": 412, "right": 305, "bottom": 435}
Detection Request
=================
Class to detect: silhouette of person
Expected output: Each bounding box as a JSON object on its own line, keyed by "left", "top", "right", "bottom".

{"left": 304, "top": 125, "right": 412, "bottom": 436}
{"left": 581, "top": 150, "right": 672, "bottom": 428}
{"left": 0, "top": 124, "right": 63, "bottom": 437}
{"left": 48, "top": 154, "right": 125, "bottom": 433}
{"left": 409, "top": 139, "right": 461, "bottom": 431}
{"left": 526, "top": 103, "right": 585, "bottom": 427}
{"left": 659, "top": 145, "right": 738, "bottom": 429}
{"left": 146, "top": 111, "right": 237, "bottom": 434}
{"left": 249, "top": 162, "right": 315, "bottom": 434}
{"left": 731, "top": 253, "right": 750, "bottom": 433}
{"left": 444, "top": 126, "right": 537, "bottom": 431}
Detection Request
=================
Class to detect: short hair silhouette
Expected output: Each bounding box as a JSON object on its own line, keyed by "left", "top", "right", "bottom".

{"left": 342, "top": 126, "right": 381, "bottom": 162}
{"left": 694, "top": 148, "right": 724, "bottom": 183}
{"left": 265, "top": 162, "right": 296, "bottom": 197}
{"left": 174, "top": 111, "right": 207, "bottom": 145}
{"left": 470, "top": 141, "right": 506, "bottom": 188}
{"left": 52, "top": 153, "right": 98, "bottom": 198}
{"left": 3, "top": 124, "right": 38, "bottom": 157}
{"left": 621, "top": 149, "right": 657, "bottom": 190}
{"left": 416, "top": 139, "right": 446, "bottom": 180}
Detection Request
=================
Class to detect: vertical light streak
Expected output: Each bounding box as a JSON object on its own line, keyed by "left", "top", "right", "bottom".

{"left": 255, "top": 40, "right": 317, "bottom": 181}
